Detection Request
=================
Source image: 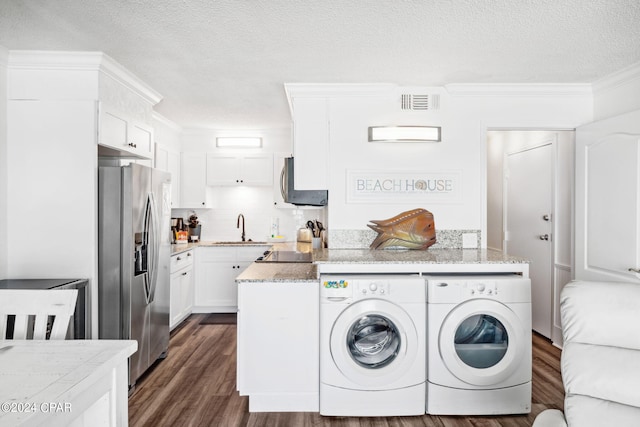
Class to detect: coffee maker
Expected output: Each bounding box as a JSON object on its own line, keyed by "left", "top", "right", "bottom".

{"left": 170, "top": 218, "right": 184, "bottom": 243}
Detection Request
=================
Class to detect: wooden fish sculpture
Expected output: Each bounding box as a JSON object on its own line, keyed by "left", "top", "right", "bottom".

{"left": 368, "top": 208, "right": 436, "bottom": 250}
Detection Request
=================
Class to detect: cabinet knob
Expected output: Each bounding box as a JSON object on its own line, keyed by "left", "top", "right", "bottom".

{"left": 187, "top": 253, "right": 192, "bottom": 257}
{"left": 128, "top": 142, "right": 137, "bottom": 148}
{"left": 176, "top": 256, "right": 182, "bottom": 261}
{"left": 201, "top": 202, "right": 205, "bottom": 206}
{"left": 182, "top": 272, "right": 188, "bottom": 276}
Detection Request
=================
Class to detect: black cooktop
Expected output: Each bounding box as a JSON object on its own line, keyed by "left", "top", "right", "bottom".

{"left": 257, "top": 250, "right": 312, "bottom": 263}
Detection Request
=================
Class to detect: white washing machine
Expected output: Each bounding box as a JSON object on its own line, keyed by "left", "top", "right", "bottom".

{"left": 425, "top": 274, "right": 532, "bottom": 415}
{"left": 320, "top": 275, "right": 426, "bottom": 416}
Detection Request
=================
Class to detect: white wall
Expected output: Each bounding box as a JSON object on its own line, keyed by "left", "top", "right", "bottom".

{"left": 177, "top": 127, "right": 324, "bottom": 242}
{"left": 0, "top": 46, "right": 7, "bottom": 279}
{"left": 326, "top": 84, "right": 593, "bottom": 246}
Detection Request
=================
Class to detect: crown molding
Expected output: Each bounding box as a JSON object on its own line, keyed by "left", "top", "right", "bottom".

{"left": 8, "top": 50, "right": 162, "bottom": 105}
{"left": 152, "top": 111, "right": 183, "bottom": 132}
{"left": 592, "top": 61, "right": 640, "bottom": 94}
{"left": 445, "top": 83, "right": 592, "bottom": 97}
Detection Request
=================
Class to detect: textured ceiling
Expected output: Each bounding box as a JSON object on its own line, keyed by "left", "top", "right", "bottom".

{"left": 1, "top": 0, "right": 639, "bottom": 129}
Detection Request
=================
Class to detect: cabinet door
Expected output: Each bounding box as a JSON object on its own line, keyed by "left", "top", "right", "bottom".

{"left": 181, "top": 268, "right": 194, "bottom": 315}
{"left": 155, "top": 145, "right": 169, "bottom": 171}
{"left": 575, "top": 110, "right": 640, "bottom": 282}
{"left": 292, "top": 97, "right": 329, "bottom": 190}
{"left": 100, "top": 106, "right": 128, "bottom": 151}
{"left": 237, "top": 281, "right": 319, "bottom": 411}
{"left": 194, "top": 246, "right": 268, "bottom": 312}
{"left": 99, "top": 104, "right": 153, "bottom": 159}
{"left": 170, "top": 267, "right": 194, "bottom": 330}
{"left": 129, "top": 122, "right": 153, "bottom": 158}
{"left": 206, "top": 155, "right": 240, "bottom": 185}
{"left": 241, "top": 155, "right": 273, "bottom": 186}
{"left": 195, "top": 260, "right": 241, "bottom": 310}
{"left": 207, "top": 154, "right": 273, "bottom": 186}
{"left": 180, "top": 152, "right": 209, "bottom": 208}
{"left": 167, "top": 150, "right": 181, "bottom": 207}
{"left": 170, "top": 270, "right": 183, "bottom": 329}
{"left": 194, "top": 247, "right": 237, "bottom": 312}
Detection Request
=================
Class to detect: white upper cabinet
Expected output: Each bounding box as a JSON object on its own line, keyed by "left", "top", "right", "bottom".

{"left": 290, "top": 97, "right": 329, "bottom": 190}
{"left": 167, "top": 150, "right": 181, "bottom": 207}
{"left": 99, "top": 104, "right": 154, "bottom": 159}
{"left": 155, "top": 145, "right": 181, "bottom": 208}
{"left": 181, "top": 152, "right": 210, "bottom": 208}
{"left": 206, "top": 154, "right": 273, "bottom": 186}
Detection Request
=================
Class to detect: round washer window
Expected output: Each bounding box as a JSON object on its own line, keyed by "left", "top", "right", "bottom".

{"left": 347, "top": 315, "right": 401, "bottom": 369}
{"left": 454, "top": 314, "right": 508, "bottom": 369}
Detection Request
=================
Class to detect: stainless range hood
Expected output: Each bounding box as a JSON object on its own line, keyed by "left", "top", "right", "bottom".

{"left": 281, "top": 157, "right": 328, "bottom": 206}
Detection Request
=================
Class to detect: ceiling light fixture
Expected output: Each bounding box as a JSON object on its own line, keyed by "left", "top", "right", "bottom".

{"left": 216, "top": 137, "right": 262, "bottom": 148}
{"left": 368, "top": 126, "right": 441, "bottom": 142}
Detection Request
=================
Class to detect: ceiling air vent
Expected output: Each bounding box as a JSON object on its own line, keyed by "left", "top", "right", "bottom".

{"left": 400, "top": 94, "right": 439, "bottom": 111}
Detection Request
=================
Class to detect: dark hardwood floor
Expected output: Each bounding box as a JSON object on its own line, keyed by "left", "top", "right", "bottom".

{"left": 129, "top": 314, "right": 563, "bottom": 426}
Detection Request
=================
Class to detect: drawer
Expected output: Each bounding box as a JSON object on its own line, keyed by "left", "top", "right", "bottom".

{"left": 171, "top": 250, "right": 194, "bottom": 273}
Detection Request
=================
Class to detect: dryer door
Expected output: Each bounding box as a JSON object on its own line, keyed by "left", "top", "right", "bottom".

{"left": 439, "top": 299, "right": 528, "bottom": 387}
{"left": 330, "top": 299, "right": 420, "bottom": 388}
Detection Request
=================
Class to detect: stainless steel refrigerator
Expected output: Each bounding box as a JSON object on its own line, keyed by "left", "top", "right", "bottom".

{"left": 98, "top": 163, "right": 172, "bottom": 390}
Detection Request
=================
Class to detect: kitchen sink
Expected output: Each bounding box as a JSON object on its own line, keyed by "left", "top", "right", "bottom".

{"left": 212, "top": 241, "right": 268, "bottom": 245}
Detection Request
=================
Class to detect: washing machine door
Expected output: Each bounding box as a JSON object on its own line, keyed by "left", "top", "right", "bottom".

{"left": 439, "top": 299, "right": 526, "bottom": 387}
{"left": 330, "top": 299, "right": 419, "bottom": 388}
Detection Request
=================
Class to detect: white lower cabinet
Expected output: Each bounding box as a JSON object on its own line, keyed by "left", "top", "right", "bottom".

{"left": 170, "top": 250, "right": 194, "bottom": 330}
{"left": 194, "top": 246, "right": 268, "bottom": 312}
{"left": 237, "top": 280, "right": 319, "bottom": 412}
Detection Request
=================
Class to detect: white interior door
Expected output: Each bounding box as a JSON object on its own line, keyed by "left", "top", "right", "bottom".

{"left": 575, "top": 110, "right": 640, "bottom": 282}
{"left": 505, "top": 143, "right": 554, "bottom": 338}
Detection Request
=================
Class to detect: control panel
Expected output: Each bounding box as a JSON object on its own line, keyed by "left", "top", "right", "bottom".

{"left": 320, "top": 275, "right": 426, "bottom": 303}
{"left": 427, "top": 274, "right": 531, "bottom": 304}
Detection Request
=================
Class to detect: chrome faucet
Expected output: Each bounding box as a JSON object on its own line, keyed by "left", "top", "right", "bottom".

{"left": 237, "top": 214, "right": 246, "bottom": 241}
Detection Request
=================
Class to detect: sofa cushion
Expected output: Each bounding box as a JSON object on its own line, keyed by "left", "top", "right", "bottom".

{"left": 563, "top": 342, "right": 640, "bottom": 408}
{"left": 565, "top": 394, "right": 640, "bottom": 427}
{"left": 561, "top": 281, "right": 640, "bottom": 350}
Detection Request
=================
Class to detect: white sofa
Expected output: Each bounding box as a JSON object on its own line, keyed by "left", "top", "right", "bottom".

{"left": 533, "top": 280, "right": 640, "bottom": 427}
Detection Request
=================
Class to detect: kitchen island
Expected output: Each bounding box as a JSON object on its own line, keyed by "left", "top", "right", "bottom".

{"left": 235, "top": 246, "right": 528, "bottom": 413}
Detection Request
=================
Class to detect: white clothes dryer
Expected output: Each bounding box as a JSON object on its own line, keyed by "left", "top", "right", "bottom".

{"left": 425, "top": 274, "right": 532, "bottom": 415}
{"left": 320, "top": 275, "right": 426, "bottom": 416}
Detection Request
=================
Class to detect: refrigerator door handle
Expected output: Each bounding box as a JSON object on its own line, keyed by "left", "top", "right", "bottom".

{"left": 146, "top": 192, "right": 160, "bottom": 303}
{"left": 142, "top": 193, "right": 152, "bottom": 304}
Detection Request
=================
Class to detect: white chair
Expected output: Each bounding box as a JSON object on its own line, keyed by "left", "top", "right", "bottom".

{"left": 0, "top": 289, "right": 78, "bottom": 340}
{"left": 533, "top": 280, "right": 640, "bottom": 427}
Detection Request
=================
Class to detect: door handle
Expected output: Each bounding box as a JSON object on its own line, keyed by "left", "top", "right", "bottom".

{"left": 539, "top": 234, "right": 549, "bottom": 241}
{"left": 542, "top": 214, "right": 550, "bottom": 221}
{"left": 628, "top": 268, "right": 640, "bottom": 274}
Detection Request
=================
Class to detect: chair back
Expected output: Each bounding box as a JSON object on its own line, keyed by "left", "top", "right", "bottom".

{"left": 0, "top": 289, "right": 78, "bottom": 340}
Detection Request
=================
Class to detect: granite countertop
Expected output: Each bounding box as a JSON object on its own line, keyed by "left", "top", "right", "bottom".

{"left": 236, "top": 262, "right": 318, "bottom": 282}
{"left": 172, "top": 241, "right": 528, "bottom": 281}
{"left": 312, "top": 248, "right": 527, "bottom": 264}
